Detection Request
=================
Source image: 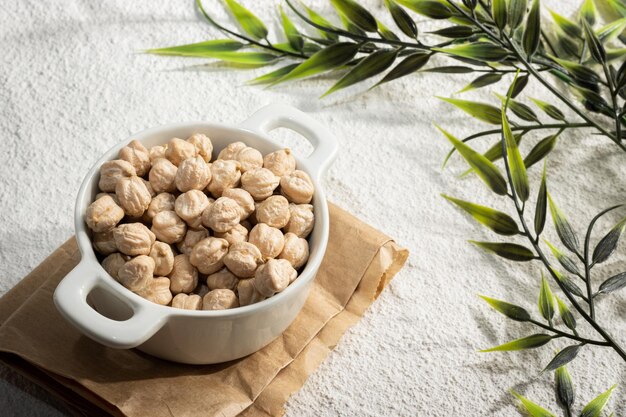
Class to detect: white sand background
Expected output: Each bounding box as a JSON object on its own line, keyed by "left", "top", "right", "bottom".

{"left": 1, "top": 0, "right": 625, "bottom": 415}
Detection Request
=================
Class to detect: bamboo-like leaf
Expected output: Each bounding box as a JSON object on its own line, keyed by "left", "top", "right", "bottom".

{"left": 545, "top": 240, "right": 580, "bottom": 276}
{"left": 385, "top": 0, "right": 418, "bottom": 38}
{"left": 492, "top": 0, "right": 507, "bottom": 29}
{"left": 507, "top": 74, "right": 529, "bottom": 98}
{"left": 511, "top": 391, "right": 556, "bottom": 417}
{"left": 538, "top": 274, "right": 555, "bottom": 322}
{"left": 598, "top": 272, "right": 626, "bottom": 294}
{"left": 549, "top": 9, "right": 582, "bottom": 38}
{"left": 149, "top": 47, "right": 277, "bottom": 64}
{"left": 543, "top": 345, "right": 581, "bottom": 372}
{"left": 429, "top": 26, "right": 474, "bottom": 38}
{"left": 548, "top": 194, "right": 580, "bottom": 254}
{"left": 555, "top": 365, "right": 575, "bottom": 409}
{"left": 580, "top": 385, "right": 617, "bottom": 417}
{"left": 555, "top": 296, "right": 577, "bottom": 332}
{"left": 496, "top": 93, "right": 540, "bottom": 123}
{"left": 302, "top": 4, "right": 339, "bottom": 40}
{"left": 580, "top": 0, "right": 597, "bottom": 25}
{"left": 459, "top": 133, "right": 524, "bottom": 177}
{"left": 597, "top": 17, "right": 626, "bottom": 43}
{"left": 479, "top": 295, "right": 531, "bottom": 322}
{"left": 146, "top": 39, "right": 244, "bottom": 56}
{"left": 592, "top": 217, "right": 626, "bottom": 264}
{"left": 552, "top": 57, "right": 600, "bottom": 84}
{"left": 481, "top": 334, "right": 553, "bottom": 352}
{"left": 436, "top": 125, "right": 508, "bottom": 194}
{"left": 280, "top": 6, "right": 304, "bottom": 51}
{"left": 373, "top": 52, "right": 430, "bottom": 87}
{"left": 508, "top": 0, "right": 527, "bottom": 30}
{"left": 530, "top": 97, "right": 566, "bottom": 121}
{"left": 224, "top": 0, "right": 268, "bottom": 40}
{"left": 247, "top": 64, "right": 299, "bottom": 85}
{"left": 322, "top": 49, "right": 398, "bottom": 97}
{"left": 396, "top": 0, "right": 453, "bottom": 19}
{"left": 553, "top": 269, "right": 586, "bottom": 299}
{"left": 423, "top": 66, "right": 475, "bottom": 73}
{"left": 331, "top": 0, "right": 378, "bottom": 32}
{"left": 535, "top": 163, "right": 547, "bottom": 236}
{"left": 442, "top": 194, "right": 519, "bottom": 235}
{"left": 377, "top": 20, "right": 400, "bottom": 41}
{"left": 276, "top": 43, "right": 360, "bottom": 84}
{"left": 524, "top": 133, "right": 559, "bottom": 169}
{"left": 458, "top": 73, "right": 503, "bottom": 93}
{"left": 502, "top": 94, "right": 530, "bottom": 202}
{"left": 470, "top": 241, "right": 535, "bottom": 261}
{"left": 433, "top": 43, "right": 510, "bottom": 62}
{"left": 523, "top": 0, "right": 541, "bottom": 57}
{"left": 438, "top": 97, "right": 502, "bottom": 124}
{"left": 583, "top": 20, "right": 607, "bottom": 64}
{"left": 607, "top": 48, "right": 626, "bottom": 62}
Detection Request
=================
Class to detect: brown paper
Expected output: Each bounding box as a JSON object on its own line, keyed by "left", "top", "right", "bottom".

{"left": 0, "top": 203, "right": 408, "bottom": 417}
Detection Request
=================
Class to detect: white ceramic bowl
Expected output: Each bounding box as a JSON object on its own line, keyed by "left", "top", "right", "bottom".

{"left": 53, "top": 103, "right": 337, "bottom": 364}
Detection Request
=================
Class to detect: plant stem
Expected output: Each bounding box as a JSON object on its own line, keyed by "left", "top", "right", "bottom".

{"left": 528, "top": 319, "right": 608, "bottom": 346}
{"left": 460, "top": 122, "right": 591, "bottom": 144}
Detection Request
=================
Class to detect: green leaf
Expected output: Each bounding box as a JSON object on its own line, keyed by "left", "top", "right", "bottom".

{"left": 224, "top": 0, "right": 268, "bottom": 40}
{"left": 508, "top": 0, "right": 528, "bottom": 30}
{"left": 385, "top": 0, "right": 418, "bottom": 38}
{"left": 396, "top": 0, "right": 453, "bottom": 19}
{"left": 146, "top": 39, "right": 244, "bottom": 56}
{"left": 580, "top": 0, "right": 597, "bottom": 25}
{"left": 549, "top": 9, "right": 582, "bottom": 38}
{"left": 593, "top": 216, "right": 626, "bottom": 265}
{"left": 322, "top": 49, "right": 398, "bottom": 97}
{"left": 502, "top": 94, "right": 530, "bottom": 202}
{"left": 492, "top": 0, "right": 507, "bottom": 29}
{"left": 496, "top": 93, "right": 540, "bottom": 123}
{"left": 481, "top": 334, "right": 553, "bottom": 352}
{"left": 580, "top": 385, "right": 617, "bottom": 417}
{"left": 479, "top": 295, "right": 531, "bottom": 322}
{"left": 544, "top": 345, "right": 581, "bottom": 373}
{"left": 555, "top": 296, "right": 577, "bottom": 332}
{"left": 548, "top": 194, "right": 580, "bottom": 254}
{"left": 457, "top": 73, "right": 503, "bottom": 93}
{"left": 459, "top": 133, "right": 524, "bottom": 177}
{"left": 429, "top": 26, "right": 474, "bottom": 38}
{"left": 435, "top": 125, "right": 508, "bottom": 195}
{"left": 438, "top": 97, "right": 502, "bottom": 124}
{"left": 280, "top": 6, "right": 304, "bottom": 51}
{"left": 530, "top": 98, "right": 566, "bottom": 121}
{"left": 377, "top": 20, "right": 401, "bottom": 41}
{"left": 538, "top": 274, "right": 555, "bottom": 322}
{"left": 507, "top": 74, "right": 529, "bottom": 98}
{"left": 433, "top": 43, "right": 510, "bottom": 62}
{"left": 552, "top": 57, "right": 600, "bottom": 85}
{"left": 331, "top": 0, "right": 378, "bottom": 32}
{"left": 524, "top": 133, "right": 559, "bottom": 169}
{"left": 247, "top": 64, "right": 299, "bottom": 85}
{"left": 596, "top": 17, "right": 626, "bottom": 43}
{"left": 442, "top": 194, "right": 519, "bottom": 235}
{"left": 553, "top": 269, "right": 586, "bottom": 299}
{"left": 535, "top": 163, "right": 547, "bottom": 235}
{"left": 523, "top": 0, "right": 541, "bottom": 57}
{"left": 545, "top": 240, "right": 580, "bottom": 276}
{"left": 555, "top": 365, "right": 575, "bottom": 409}
{"left": 276, "top": 43, "right": 360, "bottom": 84}
{"left": 423, "top": 66, "right": 475, "bottom": 73}
{"left": 511, "top": 391, "right": 556, "bottom": 417}
{"left": 373, "top": 52, "right": 430, "bottom": 87}
{"left": 598, "top": 271, "right": 626, "bottom": 294}
{"left": 302, "top": 4, "right": 339, "bottom": 41}
{"left": 470, "top": 241, "right": 535, "bottom": 261}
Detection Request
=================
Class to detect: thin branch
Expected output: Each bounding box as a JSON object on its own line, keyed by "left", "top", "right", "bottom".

{"left": 528, "top": 319, "right": 608, "bottom": 346}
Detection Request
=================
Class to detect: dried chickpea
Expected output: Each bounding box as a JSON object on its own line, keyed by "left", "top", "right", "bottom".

{"left": 241, "top": 168, "right": 280, "bottom": 201}
{"left": 171, "top": 293, "right": 202, "bottom": 310}
{"left": 279, "top": 233, "right": 309, "bottom": 270}
{"left": 113, "top": 223, "right": 156, "bottom": 256}
{"left": 150, "top": 241, "right": 175, "bottom": 276}
{"left": 280, "top": 170, "right": 314, "bottom": 204}
{"left": 115, "top": 176, "right": 152, "bottom": 217}
{"left": 236, "top": 147, "right": 263, "bottom": 172}
{"left": 190, "top": 237, "right": 229, "bottom": 275}
{"left": 119, "top": 140, "right": 150, "bottom": 177}
{"left": 263, "top": 148, "right": 296, "bottom": 177}
{"left": 165, "top": 137, "right": 196, "bottom": 166}
{"left": 248, "top": 223, "right": 285, "bottom": 260}
{"left": 93, "top": 230, "right": 117, "bottom": 255}
{"left": 137, "top": 277, "right": 173, "bottom": 306}
{"left": 142, "top": 179, "right": 156, "bottom": 198}
{"left": 202, "top": 196, "right": 240, "bottom": 233}
{"left": 168, "top": 254, "right": 199, "bottom": 294}
{"left": 149, "top": 158, "right": 178, "bottom": 193}
{"left": 256, "top": 195, "right": 290, "bottom": 229}
{"left": 85, "top": 195, "right": 124, "bottom": 233}
{"left": 215, "top": 223, "right": 248, "bottom": 246}
{"left": 146, "top": 192, "right": 175, "bottom": 221}
{"left": 187, "top": 133, "right": 213, "bottom": 163}
{"left": 98, "top": 159, "right": 136, "bottom": 192}
{"left": 206, "top": 268, "right": 238, "bottom": 291}
{"left": 237, "top": 278, "right": 266, "bottom": 306}
{"left": 175, "top": 190, "right": 210, "bottom": 229}
{"left": 254, "top": 259, "right": 296, "bottom": 297}
{"left": 202, "top": 289, "right": 239, "bottom": 310}
{"left": 217, "top": 141, "right": 246, "bottom": 161}
{"left": 222, "top": 188, "right": 255, "bottom": 220}
{"left": 118, "top": 255, "right": 155, "bottom": 292}
{"left": 207, "top": 160, "right": 241, "bottom": 197}
{"left": 176, "top": 227, "right": 209, "bottom": 255}
{"left": 149, "top": 145, "right": 167, "bottom": 162}
{"left": 284, "top": 204, "right": 314, "bottom": 238}
{"left": 151, "top": 210, "right": 187, "bottom": 244}
{"left": 95, "top": 192, "right": 119, "bottom": 204}
{"left": 175, "top": 156, "right": 211, "bottom": 192}
{"left": 223, "top": 241, "right": 263, "bottom": 278}
{"left": 101, "top": 253, "right": 127, "bottom": 281}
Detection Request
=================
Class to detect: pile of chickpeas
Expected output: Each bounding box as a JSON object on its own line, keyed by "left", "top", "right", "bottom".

{"left": 85, "top": 134, "right": 314, "bottom": 310}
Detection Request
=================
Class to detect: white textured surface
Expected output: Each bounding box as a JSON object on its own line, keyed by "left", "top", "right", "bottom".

{"left": 1, "top": 0, "right": 625, "bottom": 416}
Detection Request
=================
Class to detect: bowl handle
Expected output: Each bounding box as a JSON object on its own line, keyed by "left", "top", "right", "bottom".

{"left": 53, "top": 261, "right": 166, "bottom": 349}
{"left": 240, "top": 103, "right": 338, "bottom": 181}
